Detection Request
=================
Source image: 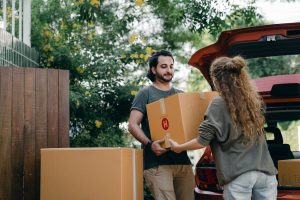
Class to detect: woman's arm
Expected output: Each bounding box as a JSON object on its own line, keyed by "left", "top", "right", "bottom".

{"left": 169, "top": 138, "right": 205, "bottom": 153}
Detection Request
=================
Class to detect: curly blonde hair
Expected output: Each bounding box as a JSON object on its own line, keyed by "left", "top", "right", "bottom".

{"left": 210, "top": 56, "right": 265, "bottom": 145}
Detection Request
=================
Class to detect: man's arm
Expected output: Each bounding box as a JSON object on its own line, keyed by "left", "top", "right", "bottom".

{"left": 128, "top": 109, "right": 167, "bottom": 156}
{"left": 128, "top": 109, "right": 150, "bottom": 145}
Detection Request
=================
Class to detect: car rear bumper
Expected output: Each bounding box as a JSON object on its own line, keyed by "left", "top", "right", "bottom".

{"left": 194, "top": 187, "right": 300, "bottom": 200}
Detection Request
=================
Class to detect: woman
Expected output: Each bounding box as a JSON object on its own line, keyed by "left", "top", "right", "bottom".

{"left": 170, "top": 56, "right": 277, "bottom": 200}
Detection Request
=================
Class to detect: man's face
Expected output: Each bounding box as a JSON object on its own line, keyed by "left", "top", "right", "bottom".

{"left": 151, "top": 56, "right": 174, "bottom": 83}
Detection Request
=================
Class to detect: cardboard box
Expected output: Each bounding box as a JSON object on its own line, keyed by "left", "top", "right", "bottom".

{"left": 40, "top": 148, "right": 143, "bottom": 200}
{"left": 278, "top": 159, "right": 300, "bottom": 187}
{"left": 146, "top": 92, "right": 219, "bottom": 148}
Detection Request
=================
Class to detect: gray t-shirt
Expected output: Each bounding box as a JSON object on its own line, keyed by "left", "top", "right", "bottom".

{"left": 131, "top": 85, "right": 191, "bottom": 170}
{"left": 198, "top": 96, "right": 277, "bottom": 186}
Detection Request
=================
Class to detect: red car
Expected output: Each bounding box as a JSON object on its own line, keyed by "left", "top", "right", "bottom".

{"left": 189, "top": 22, "right": 300, "bottom": 199}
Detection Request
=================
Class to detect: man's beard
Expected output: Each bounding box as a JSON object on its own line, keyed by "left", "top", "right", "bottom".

{"left": 156, "top": 73, "right": 173, "bottom": 83}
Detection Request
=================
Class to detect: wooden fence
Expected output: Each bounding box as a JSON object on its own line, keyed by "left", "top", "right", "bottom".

{"left": 0, "top": 67, "right": 70, "bottom": 200}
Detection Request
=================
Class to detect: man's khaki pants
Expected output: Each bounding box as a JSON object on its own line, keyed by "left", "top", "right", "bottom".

{"left": 144, "top": 165, "right": 195, "bottom": 200}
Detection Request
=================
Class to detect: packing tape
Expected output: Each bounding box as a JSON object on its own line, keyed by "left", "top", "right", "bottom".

{"left": 159, "top": 98, "right": 166, "bottom": 114}
{"left": 132, "top": 149, "right": 137, "bottom": 200}
{"left": 164, "top": 133, "right": 171, "bottom": 148}
{"left": 199, "top": 92, "right": 206, "bottom": 100}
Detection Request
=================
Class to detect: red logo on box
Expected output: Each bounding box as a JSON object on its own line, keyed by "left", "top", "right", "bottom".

{"left": 161, "top": 118, "right": 169, "bottom": 130}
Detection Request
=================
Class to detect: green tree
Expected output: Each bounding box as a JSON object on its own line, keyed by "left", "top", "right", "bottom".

{"left": 31, "top": 0, "right": 265, "bottom": 147}
{"left": 185, "top": 2, "right": 300, "bottom": 90}
{"left": 186, "top": 2, "right": 264, "bottom": 91}
{"left": 247, "top": 55, "right": 300, "bottom": 79}
{"left": 31, "top": 0, "right": 142, "bottom": 147}
{"left": 279, "top": 120, "right": 300, "bottom": 151}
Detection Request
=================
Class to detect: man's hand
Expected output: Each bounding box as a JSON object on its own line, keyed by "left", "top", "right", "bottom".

{"left": 169, "top": 139, "right": 183, "bottom": 153}
{"left": 151, "top": 139, "right": 168, "bottom": 156}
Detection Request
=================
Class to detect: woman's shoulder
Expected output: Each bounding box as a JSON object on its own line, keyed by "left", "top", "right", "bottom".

{"left": 212, "top": 95, "right": 224, "bottom": 104}
{"left": 209, "top": 95, "right": 227, "bottom": 109}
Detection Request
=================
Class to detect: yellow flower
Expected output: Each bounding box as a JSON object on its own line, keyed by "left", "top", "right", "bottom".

{"left": 43, "top": 44, "right": 53, "bottom": 52}
{"left": 128, "top": 33, "right": 139, "bottom": 44}
{"left": 139, "top": 54, "right": 144, "bottom": 59}
{"left": 146, "top": 47, "right": 152, "bottom": 55}
{"left": 72, "top": 23, "right": 81, "bottom": 30}
{"left": 90, "top": 0, "right": 100, "bottom": 7}
{"left": 48, "top": 56, "right": 54, "bottom": 63}
{"left": 76, "top": 0, "right": 84, "bottom": 5}
{"left": 54, "top": 35, "right": 62, "bottom": 42}
{"left": 135, "top": 0, "right": 144, "bottom": 6}
{"left": 143, "top": 54, "right": 149, "bottom": 61}
{"left": 60, "top": 21, "right": 67, "bottom": 30}
{"left": 131, "top": 90, "right": 138, "bottom": 96}
{"left": 74, "top": 44, "right": 81, "bottom": 50}
{"left": 95, "top": 120, "right": 103, "bottom": 128}
{"left": 85, "top": 91, "right": 91, "bottom": 96}
{"left": 121, "top": 54, "right": 126, "bottom": 59}
{"left": 43, "top": 29, "right": 52, "bottom": 39}
{"left": 76, "top": 66, "right": 85, "bottom": 75}
{"left": 141, "top": 38, "right": 147, "bottom": 45}
{"left": 86, "top": 33, "right": 94, "bottom": 41}
{"left": 76, "top": 100, "right": 80, "bottom": 108}
{"left": 88, "top": 22, "right": 95, "bottom": 27}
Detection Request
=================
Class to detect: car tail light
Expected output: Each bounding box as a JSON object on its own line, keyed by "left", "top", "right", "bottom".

{"left": 195, "top": 146, "right": 222, "bottom": 192}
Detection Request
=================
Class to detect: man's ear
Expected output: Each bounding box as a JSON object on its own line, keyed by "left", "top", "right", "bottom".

{"left": 151, "top": 67, "right": 156, "bottom": 75}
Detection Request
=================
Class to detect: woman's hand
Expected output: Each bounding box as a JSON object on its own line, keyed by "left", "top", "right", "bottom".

{"left": 169, "top": 139, "right": 183, "bottom": 153}
{"left": 151, "top": 139, "right": 168, "bottom": 156}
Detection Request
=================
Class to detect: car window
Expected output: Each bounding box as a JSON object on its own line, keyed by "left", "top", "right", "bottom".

{"left": 278, "top": 120, "right": 300, "bottom": 151}
{"left": 265, "top": 132, "right": 275, "bottom": 141}
{"left": 246, "top": 55, "right": 300, "bottom": 79}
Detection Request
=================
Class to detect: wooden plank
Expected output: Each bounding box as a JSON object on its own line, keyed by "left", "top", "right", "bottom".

{"left": 58, "top": 70, "right": 69, "bottom": 147}
{"left": 11, "top": 68, "right": 25, "bottom": 200}
{"left": 0, "top": 67, "right": 13, "bottom": 200}
{"left": 23, "top": 68, "right": 36, "bottom": 200}
{"left": 47, "top": 69, "right": 59, "bottom": 147}
{"left": 35, "top": 68, "right": 48, "bottom": 199}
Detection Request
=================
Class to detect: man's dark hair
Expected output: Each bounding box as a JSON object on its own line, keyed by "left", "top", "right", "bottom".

{"left": 147, "top": 50, "right": 174, "bottom": 82}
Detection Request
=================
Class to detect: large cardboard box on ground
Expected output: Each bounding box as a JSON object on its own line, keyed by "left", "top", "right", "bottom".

{"left": 40, "top": 148, "right": 143, "bottom": 200}
{"left": 146, "top": 92, "right": 219, "bottom": 148}
{"left": 278, "top": 159, "right": 300, "bottom": 187}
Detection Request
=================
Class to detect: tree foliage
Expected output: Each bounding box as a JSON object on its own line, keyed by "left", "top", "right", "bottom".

{"left": 247, "top": 55, "right": 300, "bottom": 79}
{"left": 31, "top": 0, "right": 267, "bottom": 147}
{"left": 186, "top": 2, "right": 264, "bottom": 92}
{"left": 185, "top": 1, "right": 300, "bottom": 91}
{"left": 280, "top": 120, "right": 300, "bottom": 151}
{"left": 32, "top": 0, "right": 142, "bottom": 147}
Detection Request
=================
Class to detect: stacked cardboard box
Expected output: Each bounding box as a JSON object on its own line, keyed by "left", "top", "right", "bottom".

{"left": 278, "top": 159, "right": 300, "bottom": 187}
{"left": 40, "top": 148, "right": 143, "bottom": 200}
{"left": 146, "top": 92, "right": 219, "bottom": 148}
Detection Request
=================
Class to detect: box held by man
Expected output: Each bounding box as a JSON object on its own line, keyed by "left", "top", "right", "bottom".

{"left": 146, "top": 92, "right": 219, "bottom": 148}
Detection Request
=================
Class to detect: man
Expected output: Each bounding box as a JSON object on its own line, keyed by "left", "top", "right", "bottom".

{"left": 128, "top": 50, "right": 195, "bottom": 200}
